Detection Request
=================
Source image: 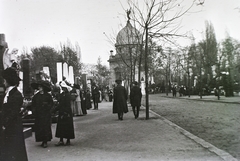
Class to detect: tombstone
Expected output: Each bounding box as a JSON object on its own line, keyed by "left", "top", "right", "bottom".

{"left": 22, "top": 58, "right": 30, "bottom": 98}
{"left": 56, "top": 62, "right": 63, "bottom": 83}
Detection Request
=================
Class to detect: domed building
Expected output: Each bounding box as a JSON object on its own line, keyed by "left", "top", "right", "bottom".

{"left": 108, "top": 19, "right": 144, "bottom": 90}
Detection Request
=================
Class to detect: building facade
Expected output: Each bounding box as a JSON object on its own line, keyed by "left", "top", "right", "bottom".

{"left": 108, "top": 20, "right": 144, "bottom": 90}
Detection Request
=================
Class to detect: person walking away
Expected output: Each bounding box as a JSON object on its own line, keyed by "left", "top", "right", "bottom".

{"left": 54, "top": 81, "right": 75, "bottom": 146}
{"left": 113, "top": 79, "right": 128, "bottom": 120}
{"left": 74, "top": 84, "right": 83, "bottom": 116}
{"left": 1, "top": 67, "right": 28, "bottom": 161}
{"left": 130, "top": 81, "right": 142, "bottom": 119}
{"left": 85, "top": 89, "right": 92, "bottom": 111}
{"left": 92, "top": 83, "right": 100, "bottom": 110}
{"left": 172, "top": 85, "right": 177, "bottom": 97}
{"left": 108, "top": 89, "right": 113, "bottom": 102}
{"left": 31, "top": 80, "right": 53, "bottom": 148}
{"left": 80, "top": 89, "right": 88, "bottom": 114}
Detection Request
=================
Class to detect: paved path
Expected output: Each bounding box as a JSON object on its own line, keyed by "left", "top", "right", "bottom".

{"left": 25, "top": 101, "right": 230, "bottom": 161}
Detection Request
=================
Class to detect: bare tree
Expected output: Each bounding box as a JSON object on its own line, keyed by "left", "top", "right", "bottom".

{"left": 128, "top": 0, "right": 198, "bottom": 119}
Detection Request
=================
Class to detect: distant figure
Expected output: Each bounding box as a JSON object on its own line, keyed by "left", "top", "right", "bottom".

{"left": 130, "top": 81, "right": 142, "bottom": 119}
{"left": 108, "top": 89, "right": 113, "bottom": 102}
{"left": 85, "top": 89, "right": 92, "bottom": 111}
{"left": 113, "top": 79, "right": 128, "bottom": 120}
{"left": 70, "top": 86, "right": 78, "bottom": 115}
{"left": 74, "top": 84, "right": 83, "bottom": 116}
{"left": 172, "top": 85, "right": 177, "bottom": 97}
{"left": 92, "top": 83, "right": 100, "bottom": 110}
{"left": 1, "top": 67, "right": 28, "bottom": 161}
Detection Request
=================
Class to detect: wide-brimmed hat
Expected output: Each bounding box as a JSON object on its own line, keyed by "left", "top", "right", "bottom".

{"left": 39, "top": 80, "right": 52, "bottom": 92}
{"left": 59, "top": 81, "right": 72, "bottom": 92}
{"left": 31, "top": 80, "right": 52, "bottom": 92}
{"left": 2, "top": 67, "right": 21, "bottom": 85}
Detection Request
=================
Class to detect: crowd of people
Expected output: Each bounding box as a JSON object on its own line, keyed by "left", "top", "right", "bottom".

{"left": 0, "top": 66, "right": 143, "bottom": 160}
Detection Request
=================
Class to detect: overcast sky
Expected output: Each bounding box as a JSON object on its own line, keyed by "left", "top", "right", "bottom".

{"left": 1, "top": 0, "right": 240, "bottom": 66}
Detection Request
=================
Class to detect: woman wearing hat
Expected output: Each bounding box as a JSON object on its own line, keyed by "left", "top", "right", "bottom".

{"left": 1, "top": 67, "right": 28, "bottom": 160}
{"left": 73, "top": 84, "right": 83, "bottom": 116}
{"left": 31, "top": 80, "right": 53, "bottom": 148}
{"left": 54, "top": 81, "right": 75, "bottom": 146}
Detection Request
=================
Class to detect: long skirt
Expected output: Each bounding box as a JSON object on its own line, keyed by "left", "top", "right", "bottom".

{"left": 71, "top": 101, "right": 76, "bottom": 115}
{"left": 75, "top": 101, "right": 83, "bottom": 116}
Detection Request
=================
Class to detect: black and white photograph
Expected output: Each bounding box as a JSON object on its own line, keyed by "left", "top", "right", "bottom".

{"left": 0, "top": 0, "right": 240, "bottom": 160}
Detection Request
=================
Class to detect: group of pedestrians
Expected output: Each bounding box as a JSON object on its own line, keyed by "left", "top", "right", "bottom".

{"left": 31, "top": 79, "right": 75, "bottom": 148}
{"left": 69, "top": 83, "right": 88, "bottom": 116}
{"left": 112, "top": 79, "right": 142, "bottom": 120}
{"left": 0, "top": 66, "right": 142, "bottom": 161}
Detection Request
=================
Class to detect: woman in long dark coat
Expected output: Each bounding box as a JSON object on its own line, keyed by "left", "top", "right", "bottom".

{"left": 55, "top": 81, "right": 75, "bottom": 146}
{"left": 31, "top": 80, "right": 53, "bottom": 148}
{"left": 113, "top": 79, "right": 128, "bottom": 120}
{"left": 1, "top": 67, "right": 28, "bottom": 161}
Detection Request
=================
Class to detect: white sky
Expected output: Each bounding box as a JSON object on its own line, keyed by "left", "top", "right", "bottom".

{"left": 1, "top": 0, "right": 240, "bottom": 66}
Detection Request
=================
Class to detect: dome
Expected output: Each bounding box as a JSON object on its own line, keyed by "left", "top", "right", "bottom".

{"left": 116, "top": 21, "right": 142, "bottom": 46}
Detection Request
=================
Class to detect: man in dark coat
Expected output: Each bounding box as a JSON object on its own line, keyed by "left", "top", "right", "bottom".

{"left": 92, "top": 83, "right": 100, "bottom": 110}
{"left": 172, "top": 85, "right": 177, "bottom": 97}
{"left": 113, "top": 79, "right": 128, "bottom": 120}
{"left": 130, "top": 81, "right": 142, "bottom": 119}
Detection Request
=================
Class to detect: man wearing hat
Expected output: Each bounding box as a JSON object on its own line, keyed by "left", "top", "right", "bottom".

{"left": 130, "top": 81, "right": 142, "bottom": 119}
{"left": 112, "top": 79, "right": 128, "bottom": 120}
{"left": 92, "top": 82, "right": 100, "bottom": 110}
{"left": 1, "top": 67, "right": 28, "bottom": 160}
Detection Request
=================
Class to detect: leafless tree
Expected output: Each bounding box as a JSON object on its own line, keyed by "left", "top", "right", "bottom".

{"left": 127, "top": 0, "right": 198, "bottom": 119}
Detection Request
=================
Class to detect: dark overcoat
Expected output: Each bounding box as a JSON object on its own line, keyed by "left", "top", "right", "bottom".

{"left": 32, "top": 92, "right": 53, "bottom": 142}
{"left": 92, "top": 86, "right": 100, "bottom": 103}
{"left": 55, "top": 92, "right": 75, "bottom": 139}
{"left": 113, "top": 85, "right": 128, "bottom": 114}
{"left": 1, "top": 87, "right": 28, "bottom": 161}
{"left": 130, "top": 86, "right": 142, "bottom": 107}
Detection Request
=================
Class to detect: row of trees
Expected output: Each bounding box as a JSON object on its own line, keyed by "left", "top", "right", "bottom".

{"left": 18, "top": 40, "right": 111, "bottom": 93}
{"left": 19, "top": 41, "right": 82, "bottom": 84}
{"left": 110, "top": 0, "right": 203, "bottom": 119}
{"left": 150, "top": 21, "right": 240, "bottom": 98}
{"left": 108, "top": 0, "right": 240, "bottom": 118}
